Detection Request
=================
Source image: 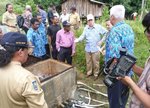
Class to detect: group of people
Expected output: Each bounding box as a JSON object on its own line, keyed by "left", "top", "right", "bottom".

{"left": 0, "top": 3, "right": 81, "bottom": 64}
{"left": 0, "top": 2, "right": 150, "bottom": 108}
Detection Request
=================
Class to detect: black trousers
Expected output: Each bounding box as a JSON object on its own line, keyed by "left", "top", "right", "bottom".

{"left": 39, "top": 54, "right": 49, "bottom": 60}
{"left": 107, "top": 81, "right": 129, "bottom": 108}
{"left": 58, "top": 47, "right": 72, "bottom": 65}
{"left": 52, "top": 46, "right": 58, "bottom": 60}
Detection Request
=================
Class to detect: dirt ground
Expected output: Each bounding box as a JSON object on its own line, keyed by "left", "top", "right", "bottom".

{"left": 76, "top": 71, "right": 109, "bottom": 108}
{"left": 76, "top": 71, "right": 131, "bottom": 108}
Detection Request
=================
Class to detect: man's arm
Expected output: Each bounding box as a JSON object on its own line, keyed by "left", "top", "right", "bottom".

{"left": 77, "top": 13, "right": 80, "bottom": 25}
{"left": 71, "top": 33, "right": 75, "bottom": 56}
{"left": 56, "top": 31, "right": 61, "bottom": 51}
{"left": 99, "top": 25, "right": 108, "bottom": 35}
{"left": 121, "top": 76, "right": 150, "bottom": 108}
{"left": 47, "top": 27, "right": 52, "bottom": 45}
{"left": 75, "top": 27, "right": 86, "bottom": 42}
{"left": 27, "top": 31, "right": 34, "bottom": 55}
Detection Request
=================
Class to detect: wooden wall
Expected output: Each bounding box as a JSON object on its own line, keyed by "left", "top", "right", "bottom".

{"left": 62, "top": 0, "right": 103, "bottom": 17}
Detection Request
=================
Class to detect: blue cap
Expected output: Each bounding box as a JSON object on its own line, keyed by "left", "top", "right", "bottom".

{"left": 62, "top": 20, "right": 71, "bottom": 26}
{"left": 0, "top": 32, "right": 32, "bottom": 48}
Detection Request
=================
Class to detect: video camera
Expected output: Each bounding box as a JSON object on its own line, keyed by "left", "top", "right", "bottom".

{"left": 103, "top": 48, "right": 136, "bottom": 88}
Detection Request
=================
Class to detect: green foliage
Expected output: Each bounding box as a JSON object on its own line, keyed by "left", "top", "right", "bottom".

{"left": 13, "top": 4, "right": 24, "bottom": 14}
{"left": 145, "top": 0, "right": 150, "bottom": 11}
{"left": 34, "top": 0, "right": 61, "bottom": 8}
{"left": 127, "top": 20, "right": 149, "bottom": 67}
{"left": 97, "top": 0, "right": 142, "bottom": 17}
{"left": 100, "top": 6, "right": 109, "bottom": 22}
{"left": 73, "top": 27, "right": 86, "bottom": 73}
{"left": 13, "top": 0, "right": 61, "bottom": 15}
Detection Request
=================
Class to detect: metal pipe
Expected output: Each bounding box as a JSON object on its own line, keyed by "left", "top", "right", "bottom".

{"left": 77, "top": 81, "right": 107, "bottom": 97}
{"left": 77, "top": 87, "right": 108, "bottom": 97}
{"left": 93, "top": 84, "right": 105, "bottom": 87}
{"left": 87, "top": 91, "right": 91, "bottom": 105}
{"left": 79, "top": 94, "right": 109, "bottom": 105}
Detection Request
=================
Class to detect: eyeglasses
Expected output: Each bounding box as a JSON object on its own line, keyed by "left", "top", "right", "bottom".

{"left": 88, "top": 19, "right": 93, "bottom": 21}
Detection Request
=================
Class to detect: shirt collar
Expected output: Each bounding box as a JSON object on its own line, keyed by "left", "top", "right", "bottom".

{"left": 113, "top": 21, "right": 125, "bottom": 27}
{"left": 30, "top": 28, "right": 38, "bottom": 33}
{"left": 63, "top": 29, "right": 70, "bottom": 33}
{"left": 88, "top": 24, "right": 96, "bottom": 29}
{"left": 10, "top": 61, "right": 21, "bottom": 66}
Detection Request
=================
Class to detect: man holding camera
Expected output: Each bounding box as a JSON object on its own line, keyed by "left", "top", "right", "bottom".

{"left": 105, "top": 5, "right": 134, "bottom": 108}
{"left": 119, "top": 12, "right": 150, "bottom": 108}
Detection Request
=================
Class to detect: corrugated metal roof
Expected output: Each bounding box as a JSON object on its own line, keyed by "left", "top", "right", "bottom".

{"left": 90, "top": 0, "right": 105, "bottom": 5}
{"left": 62, "top": 0, "right": 105, "bottom": 5}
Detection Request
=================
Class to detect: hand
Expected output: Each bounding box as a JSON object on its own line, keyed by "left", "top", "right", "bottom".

{"left": 74, "top": 38, "right": 79, "bottom": 43}
{"left": 71, "top": 53, "right": 75, "bottom": 56}
{"left": 57, "top": 48, "right": 60, "bottom": 52}
{"left": 97, "top": 46, "right": 103, "bottom": 53}
{"left": 101, "top": 50, "right": 106, "bottom": 55}
{"left": 117, "top": 76, "right": 132, "bottom": 86}
{"left": 50, "top": 45, "right": 53, "bottom": 51}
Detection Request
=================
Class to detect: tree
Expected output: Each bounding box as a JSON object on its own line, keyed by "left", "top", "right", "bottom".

{"left": 13, "top": 0, "right": 61, "bottom": 15}
{"left": 96, "top": 0, "right": 142, "bottom": 18}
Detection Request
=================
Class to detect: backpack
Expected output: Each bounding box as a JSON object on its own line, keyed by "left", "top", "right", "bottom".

{"left": 17, "top": 15, "right": 24, "bottom": 28}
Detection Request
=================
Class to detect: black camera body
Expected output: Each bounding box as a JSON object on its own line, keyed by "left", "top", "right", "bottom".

{"left": 103, "top": 48, "right": 137, "bottom": 88}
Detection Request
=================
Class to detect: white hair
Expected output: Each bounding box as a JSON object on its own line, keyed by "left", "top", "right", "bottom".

{"left": 26, "top": 5, "right": 31, "bottom": 10}
{"left": 110, "top": 5, "right": 125, "bottom": 19}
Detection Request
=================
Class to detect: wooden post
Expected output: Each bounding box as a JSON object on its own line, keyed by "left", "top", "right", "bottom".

{"left": 140, "top": 0, "right": 145, "bottom": 21}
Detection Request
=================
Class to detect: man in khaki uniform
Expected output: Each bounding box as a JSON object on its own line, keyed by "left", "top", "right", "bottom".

{"left": 0, "top": 32, "right": 48, "bottom": 108}
{"left": 69, "top": 7, "right": 80, "bottom": 33}
{"left": 2, "top": 3, "right": 18, "bottom": 32}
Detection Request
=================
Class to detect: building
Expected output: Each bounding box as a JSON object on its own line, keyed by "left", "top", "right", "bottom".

{"left": 61, "top": 0, "right": 105, "bottom": 18}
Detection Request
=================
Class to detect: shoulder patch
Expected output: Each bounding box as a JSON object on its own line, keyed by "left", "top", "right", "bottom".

{"left": 32, "top": 80, "right": 38, "bottom": 91}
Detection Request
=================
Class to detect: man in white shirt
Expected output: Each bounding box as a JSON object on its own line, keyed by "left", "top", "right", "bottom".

{"left": 60, "top": 9, "right": 70, "bottom": 23}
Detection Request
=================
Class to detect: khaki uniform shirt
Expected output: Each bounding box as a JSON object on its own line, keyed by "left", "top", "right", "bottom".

{"left": 0, "top": 61, "right": 48, "bottom": 108}
{"left": 129, "top": 57, "right": 150, "bottom": 108}
{"left": 69, "top": 12, "right": 80, "bottom": 30}
{"left": 2, "top": 11, "right": 18, "bottom": 32}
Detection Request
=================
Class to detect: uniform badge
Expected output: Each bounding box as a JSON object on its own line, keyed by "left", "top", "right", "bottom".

{"left": 32, "top": 80, "right": 38, "bottom": 91}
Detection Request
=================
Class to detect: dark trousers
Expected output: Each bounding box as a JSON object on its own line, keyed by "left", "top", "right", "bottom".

{"left": 58, "top": 47, "right": 72, "bottom": 65}
{"left": 107, "top": 81, "right": 129, "bottom": 108}
{"left": 39, "top": 54, "right": 49, "bottom": 60}
{"left": 52, "top": 46, "right": 58, "bottom": 60}
{"left": 22, "top": 26, "right": 29, "bottom": 34}
{"left": 45, "top": 44, "right": 51, "bottom": 58}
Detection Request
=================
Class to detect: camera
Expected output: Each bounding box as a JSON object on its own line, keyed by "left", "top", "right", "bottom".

{"left": 103, "top": 48, "right": 136, "bottom": 88}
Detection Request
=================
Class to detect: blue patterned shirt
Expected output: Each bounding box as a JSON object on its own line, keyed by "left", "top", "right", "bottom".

{"left": 27, "top": 28, "right": 46, "bottom": 57}
{"left": 78, "top": 24, "right": 107, "bottom": 53}
{"left": 38, "top": 23, "right": 48, "bottom": 44}
{"left": 105, "top": 21, "right": 134, "bottom": 62}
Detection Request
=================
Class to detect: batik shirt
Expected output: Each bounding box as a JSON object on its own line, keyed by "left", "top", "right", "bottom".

{"left": 27, "top": 28, "right": 46, "bottom": 57}
{"left": 105, "top": 21, "right": 134, "bottom": 62}
{"left": 38, "top": 23, "right": 48, "bottom": 44}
